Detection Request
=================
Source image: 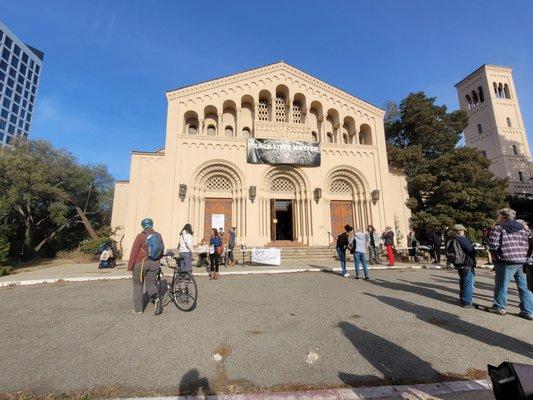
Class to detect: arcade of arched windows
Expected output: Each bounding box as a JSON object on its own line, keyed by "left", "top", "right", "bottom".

{"left": 465, "top": 86, "right": 485, "bottom": 110}
{"left": 180, "top": 88, "right": 375, "bottom": 145}
{"left": 493, "top": 82, "right": 511, "bottom": 99}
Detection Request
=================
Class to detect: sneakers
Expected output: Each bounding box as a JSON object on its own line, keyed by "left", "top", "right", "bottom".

{"left": 364, "top": 277, "right": 369, "bottom": 281}
{"left": 355, "top": 276, "right": 360, "bottom": 280}
{"left": 154, "top": 297, "right": 163, "bottom": 315}
{"left": 132, "top": 310, "right": 143, "bottom": 315}
{"left": 487, "top": 306, "right": 506, "bottom": 315}
{"left": 461, "top": 303, "right": 474, "bottom": 309}
{"left": 343, "top": 273, "right": 350, "bottom": 278}
{"left": 519, "top": 312, "right": 533, "bottom": 321}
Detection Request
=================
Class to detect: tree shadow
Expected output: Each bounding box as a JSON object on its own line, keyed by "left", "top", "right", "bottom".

{"left": 367, "top": 278, "right": 459, "bottom": 306}
{"left": 337, "top": 321, "right": 442, "bottom": 386}
{"left": 178, "top": 368, "right": 212, "bottom": 396}
{"left": 365, "top": 293, "right": 533, "bottom": 358}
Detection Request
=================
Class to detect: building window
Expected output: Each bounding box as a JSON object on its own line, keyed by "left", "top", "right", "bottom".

{"left": 465, "top": 95, "right": 472, "bottom": 109}
{"left": 224, "top": 126, "right": 233, "bottom": 137}
{"left": 292, "top": 100, "right": 302, "bottom": 124}
{"left": 477, "top": 124, "right": 482, "bottom": 134}
{"left": 4, "top": 36, "right": 13, "bottom": 49}
{"left": 518, "top": 171, "right": 524, "bottom": 182}
{"left": 187, "top": 124, "right": 197, "bottom": 135}
{"left": 206, "top": 124, "right": 216, "bottom": 135}
{"left": 258, "top": 99, "right": 269, "bottom": 121}
{"left": 471, "top": 90, "right": 479, "bottom": 106}
{"left": 327, "top": 132, "right": 333, "bottom": 143}
{"left": 497, "top": 83, "right": 504, "bottom": 99}
{"left": 343, "top": 133, "right": 348, "bottom": 144}
{"left": 22, "top": 52, "right": 28, "bottom": 64}
{"left": 274, "top": 94, "right": 286, "bottom": 123}
{"left": 512, "top": 145, "right": 519, "bottom": 156}
{"left": 242, "top": 127, "right": 251, "bottom": 138}
{"left": 504, "top": 84, "right": 511, "bottom": 99}
{"left": 478, "top": 86, "right": 484, "bottom": 102}
{"left": 507, "top": 117, "right": 512, "bottom": 127}
{"left": 2, "top": 48, "right": 10, "bottom": 61}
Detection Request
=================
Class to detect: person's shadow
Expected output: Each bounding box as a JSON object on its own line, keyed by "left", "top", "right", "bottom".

{"left": 337, "top": 321, "right": 442, "bottom": 385}
{"left": 178, "top": 369, "right": 212, "bottom": 396}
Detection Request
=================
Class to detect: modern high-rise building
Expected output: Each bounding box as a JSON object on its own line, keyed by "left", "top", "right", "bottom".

{"left": 455, "top": 65, "right": 533, "bottom": 196}
{"left": 0, "top": 20, "right": 44, "bottom": 147}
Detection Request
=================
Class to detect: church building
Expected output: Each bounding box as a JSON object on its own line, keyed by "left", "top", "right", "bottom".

{"left": 111, "top": 62, "right": 411, "bottom": 257}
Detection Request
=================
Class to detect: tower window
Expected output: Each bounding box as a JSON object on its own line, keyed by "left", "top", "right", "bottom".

{"left": 224, "top": 126, "right": 233, "bottom": 137}
{"left": 478, "top": 86, "right": 484, "bottom": 103}
{"left": 518, "top": 171, "right": 524, "bottom": 182}
{"left": 512, "top": 145, "right": 519, "bottom": 156}
{"left": 242, "top": 127, "right": 251, "bottom": 138}
{"left": 504, "top": 84, "right": 511, "bottom": 99}
{"left": 327, "top": 132, "right": 333, "bottom": 143}
{"left": 507, "top": 117, "right": 512, "bottom": 127}
{"left": 477, "top": 124, "right": 483, "bottom": 134}
{"left": 206, "top": 124, "right": 216, "bottom": 135}
{"left": 465, "top": 95, "right": 472, "bottom": 109}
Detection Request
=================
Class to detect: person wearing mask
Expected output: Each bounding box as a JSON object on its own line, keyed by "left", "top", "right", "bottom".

{"left": 127, "top": 218, "right": 165, "bottom": 315}
{"left": 227, "top": 227, "right": 237, "bottom": 266}
{"left": 407, "top": 230, "right": 420, "bottom": 263}
{"left": 197, "top": 239, "right": 209, "bottom": 268}
{"left": 487, "top": 208, "right": 533, "bottom": 320}
{"left": 178, "top": 223, "right": 194, "bottom": 273}
{"left": 209, "top": 228, "right": 223, "bottom": 280}
{"left": 447, "top": 224, "right": 477, "bottom": 308}
{"left": 335, "top": 225, "right": 353, "bottom": 278}
{"left": 382, "top": 226, "right": 395, "bottom": 267}
{"left": 365, "top": 225, "right": 381, "bottom": 265}
{"left": 350, "top": 229, "right": 369, "bottom": 280}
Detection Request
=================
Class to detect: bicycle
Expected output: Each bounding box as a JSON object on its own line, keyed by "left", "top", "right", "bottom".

{"left": 159, "top": 252, "right": 198, "bottom": 312}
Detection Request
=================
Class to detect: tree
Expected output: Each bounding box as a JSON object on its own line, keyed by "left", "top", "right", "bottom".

{"left": 385, "top": 92, "right": 508, "bottom": 240}
{"left": 0, "top": 139, "right": 114, "bottom": 259}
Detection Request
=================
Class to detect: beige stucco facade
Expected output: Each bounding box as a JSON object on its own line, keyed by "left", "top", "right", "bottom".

{"left": 456, "top": 65, "right": 533, "bottom": 195}
{"left": 111, "top": 62, "right": 411, "bottom": 258}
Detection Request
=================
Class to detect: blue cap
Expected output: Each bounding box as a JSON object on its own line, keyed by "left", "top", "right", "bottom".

{"left": 141, "top": 218, "right": 153, "bottom": 230}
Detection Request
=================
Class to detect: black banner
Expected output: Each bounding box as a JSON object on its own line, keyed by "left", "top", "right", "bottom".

{"left": 246, "top": 139, "right": 321, "bottom": 166}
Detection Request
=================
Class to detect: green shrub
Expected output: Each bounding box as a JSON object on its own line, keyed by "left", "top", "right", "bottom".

{"left": 79, "top": 237, "right": 111, "bottom": 254}
{"left": 0, "top": 266, "right": 13, "bottom": 276}
{"left": 0, "top": 235, "right": 9, "bottom": 266}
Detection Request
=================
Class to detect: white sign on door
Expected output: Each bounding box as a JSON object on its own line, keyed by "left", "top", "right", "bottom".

{"left": 211, "top": 214, "right": 225, "bottom": 230}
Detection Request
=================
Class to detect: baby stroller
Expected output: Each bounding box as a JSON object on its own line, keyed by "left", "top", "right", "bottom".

{"left": 97, "top": 242, "right": 116, "bottom": 269}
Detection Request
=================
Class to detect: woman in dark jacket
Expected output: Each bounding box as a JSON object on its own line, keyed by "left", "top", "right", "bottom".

{"left": 335, "top": 225, "right": 353, "bottom": 277}
{"left": 209, "top": 228, "right": 222, "bottom": 280}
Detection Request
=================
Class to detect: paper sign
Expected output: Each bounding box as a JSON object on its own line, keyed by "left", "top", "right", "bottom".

{"left": 211, "top": 214, "right": 225, "bottom": 230}
{"left": 251, "top": 248, "right": 281, "bottom": 266}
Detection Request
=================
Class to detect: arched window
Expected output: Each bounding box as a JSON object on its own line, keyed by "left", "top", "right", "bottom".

{"left": 275, "top": 93, "right": 287, "bottom": 122}
{"left": 311, "top": 131, "right": 318, "bottom": 142}
{"left": 478, "top": 86, "right": 484, "bottom": 102}
{"left": 471, "top": 91, "right": 479, "bottom": 106}
{"left": 493, "top": 82, "right": 498, "bottom": 97}
{"left": 359, "top": 124, "right": 373, "bottom": 145}
{"left": 518, "top": 171, "right": 524, "bottom": 182}
{"left": 465, "top": 95, "right": 472, "bottom": 109}
{"left": 207, "top": 124, "right": 216, "bottom": 135}
{"left": 327, "top": 132, "right": 333, "bottom": 143}
{"left": 343, "top": 133, "right": 348, "bottom": 144}
{"left": 477, "top": 123, "right": 482, "bottom": 134}
{"left": 498, "top": 83, "right": 504, "bottom": 99}
{"left": 258, "top": 98, "right": 270, "bottom": 121}
{"left": 513, "top": 145, "right": 519, "bottom": 155}
{"left": 224, "top": 126, "right": 233, "bottom": 137}
{"left": 504, "top": 84, "right": 511, "bottom": 99}
{"left": 242, "top": 127, "right": 251, "bottom": 138}
{"left": 507, "top": 117, "right": 512, "bottom": 127}
{"left": 187, "top": 122, "right": 198, "bottom": 135}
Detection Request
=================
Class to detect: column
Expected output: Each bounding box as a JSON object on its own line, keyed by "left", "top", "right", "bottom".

{"left": 218, "top": 113, "right": 223, "bottom": 136}
{"left": 235, "top": 107, "right": 241, "bottom": 138}
{"left": 287, "top": 98, "right": 293, "bottom": 124}
{"left": 199, "top": 119, "right": 205, "bottom": 135}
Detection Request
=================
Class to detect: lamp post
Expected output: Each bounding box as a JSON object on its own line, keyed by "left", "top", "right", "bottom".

{"left": 249, "top": 186, "right": 257, "bottom": 203}
{"left": 179, "top": 184, "right": 187, "bottom": 202}
{"left": 371, "top": 189, "right": 380, "bottom": 205}
{"left": 314, "top": 187, "right": 322, "bottom": 203}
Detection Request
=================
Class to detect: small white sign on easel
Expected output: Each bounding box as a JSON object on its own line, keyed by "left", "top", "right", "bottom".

{"left": 251, "top": 248, "right": 281, "bottom": 266}
{"left": 211, "top": 214, "right": 225, "bottom": 230}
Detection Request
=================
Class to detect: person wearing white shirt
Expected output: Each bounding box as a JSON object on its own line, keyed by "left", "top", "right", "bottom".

{"left": 178, "top": 223, "right": 194, "bottom": 272}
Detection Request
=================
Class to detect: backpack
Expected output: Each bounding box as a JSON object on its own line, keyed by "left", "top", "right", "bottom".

{"left": 446, "top": 238, "right": 466, "bottom": 266}
{"left": 145, "top": 233, "right": 164, "bottom": 261}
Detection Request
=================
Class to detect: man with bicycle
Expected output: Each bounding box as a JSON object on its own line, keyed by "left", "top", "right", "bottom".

{"left": 128, "top": 218, "right": 165, "bottom": 315}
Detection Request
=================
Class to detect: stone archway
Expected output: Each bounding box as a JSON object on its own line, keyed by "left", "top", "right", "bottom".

{"left": 190, "top": 161, "right": 246, "bottom": 242}
{"left": 259, "top": 166, "right": 312, "bottom": 244}
{"left": 324, "top": 166, "right": 372, "bottom": 236}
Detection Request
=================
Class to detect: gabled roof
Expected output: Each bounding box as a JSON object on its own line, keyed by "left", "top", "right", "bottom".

{"left": 166, "top": 61, "right": 383, "bottom": 115}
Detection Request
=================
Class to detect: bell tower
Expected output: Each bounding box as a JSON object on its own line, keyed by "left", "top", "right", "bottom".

{"left": 455, "top": 65, "right": 533, "bottom": 196}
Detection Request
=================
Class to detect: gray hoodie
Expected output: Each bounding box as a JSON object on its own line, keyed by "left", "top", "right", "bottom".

{"left": 350, "top": 232, "right": 367, "bottom": 253}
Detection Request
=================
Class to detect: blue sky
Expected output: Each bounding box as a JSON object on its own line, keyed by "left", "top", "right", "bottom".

{"left": 1, "top": 0, "right": 532, "bottom": 180}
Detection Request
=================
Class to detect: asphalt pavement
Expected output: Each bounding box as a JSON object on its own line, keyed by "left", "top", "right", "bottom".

{"left": 0, "top": 268, "right": 531, "bottom": 397}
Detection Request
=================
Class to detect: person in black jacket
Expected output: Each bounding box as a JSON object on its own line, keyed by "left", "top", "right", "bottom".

{"left": 426, "top": 229, "right": 442, "bottom": 264}
{"left": 336, "top": 225, "right": 353, "bottom": 277}
{"left": 448, "top": 224, "right": 477, "bottom": 308}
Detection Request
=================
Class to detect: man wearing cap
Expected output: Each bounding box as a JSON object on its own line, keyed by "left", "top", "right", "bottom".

{"left": 448, "top": 224, "right": 477, "bottom": 308}
{"left": 128, "top": 218, "right": 165, "bottom": 315}
{"left": 487, "top": 208, "right": 533, "bottom": 320}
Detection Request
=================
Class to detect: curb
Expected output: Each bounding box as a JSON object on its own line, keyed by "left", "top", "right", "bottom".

{"left": 116, "top": 379, "right": 491, "bottom": 400}
{"left": 0, "top": 264, "right": 492, "bottom": 288}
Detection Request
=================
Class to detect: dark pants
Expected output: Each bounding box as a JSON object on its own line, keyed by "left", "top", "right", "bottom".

{"left": 337, "top": 246, "right": 347, "bottom": 274}
{"left": 228, "top": 246, "right": 235, "bottom": 263}
{"left": 457, "top": 266, "right": 475, "bottom": 305}
{"left": 432, "top": 245, "right": 441, "bottom": 262}
{"left": 210, "top": 253, "right": 220, "bottom": 272}
{"left": 132, "top": 259, "right": 160, "bottom": 313}
{"left": 198, "top": 253, "right": 208, "bottom": 267}
{"left": 368, "top": 246, "right": 380, "bottom": 264}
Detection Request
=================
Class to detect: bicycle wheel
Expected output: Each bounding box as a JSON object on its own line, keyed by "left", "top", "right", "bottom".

{"left": 172, "top": 273, "right": 198, "bottom": 311}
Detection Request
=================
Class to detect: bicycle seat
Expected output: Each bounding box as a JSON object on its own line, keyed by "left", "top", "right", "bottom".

{"left": 164, "top": 251, "right": 175, "bottom": 257}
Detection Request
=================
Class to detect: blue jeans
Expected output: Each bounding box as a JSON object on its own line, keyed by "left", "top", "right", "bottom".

{"left": 354, "top": 251, "right": 369, "bottom": 278}
{"left": 337, "top": 247, "right": 347, "bottom": 275}
{"left": 457, "top": 267, "right": 475, "bottom": 305}
{"left": 493, "top": 263, "right": 533, "bottom": 315}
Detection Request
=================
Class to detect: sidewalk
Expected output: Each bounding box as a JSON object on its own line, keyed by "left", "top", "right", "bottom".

{"left": 0, "top": 257, "right": 493, "bottom": 287}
